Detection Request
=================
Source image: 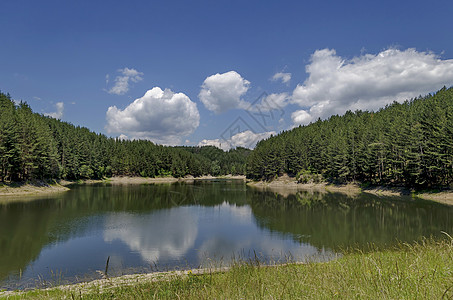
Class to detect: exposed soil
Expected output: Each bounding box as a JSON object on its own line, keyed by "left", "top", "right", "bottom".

{"left": 0, "top": 181, "right": 69, "bottom": 199}
{"left": 0, "top": 175, "right": 246, "bottom": 199}
{"left": 247, "top": 176, "right": 453, "bottom": 205}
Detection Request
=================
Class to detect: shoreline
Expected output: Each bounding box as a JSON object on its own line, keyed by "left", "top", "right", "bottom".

{"left": 414, "top": 190, "right": 453, "bottom": 205}
{"left": 100, "top": 174, "right": 246, "bottom": 185}
{"left": 0, "top": 175, "right": 246, "bottom": 198}
{"left": 0, "top": 266, "right": 230, "bottom": 297}
{"left": 1, "top": 240, "right": 450, "bottom": 298}
{"left": 0, "top": 263, "right": 297, "bottom": 297}
{"left": 1, "top": 175, "right": 452, "bottom": 206}
{"left": 0, "top": 181, "right": 69, "bottom": 197}
{"left": 246, "top": 178, "right": 453, "bottom": 205}
{"left": 247, "top": 180, "right": 362, "bottom": 198}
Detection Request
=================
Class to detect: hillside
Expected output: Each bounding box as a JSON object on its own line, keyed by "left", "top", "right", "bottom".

{"left": 0, "top": 92, "right": 248, "bottom": 182}
{"left": 247, "top": 86, "right": 453, "bottom": 188}
{"left": 2, "top": 86, "right": 453, "bottom": 188}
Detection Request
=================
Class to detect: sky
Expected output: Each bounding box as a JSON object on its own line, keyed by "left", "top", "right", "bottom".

{"left": 2, "top": 0, "right": 453, "bottom": 149}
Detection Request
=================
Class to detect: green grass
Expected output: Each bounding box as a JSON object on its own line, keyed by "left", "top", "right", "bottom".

{"left": 4, "top": 238, "right": 453, "bottom": 299}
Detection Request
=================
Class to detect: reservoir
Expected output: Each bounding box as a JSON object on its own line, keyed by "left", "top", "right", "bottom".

{"left": 1, "top": 179, "right": 452, "bottom": 289}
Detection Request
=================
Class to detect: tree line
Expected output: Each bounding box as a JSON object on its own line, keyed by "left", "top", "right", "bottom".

{"left": 2, "top": 86, "right": 452, "bottom": 187}
{"left": 247, "top": 86, "right": 453, "bottom": 188}
{"left": 0, "top": 91, "right": 250, "bottom": 182}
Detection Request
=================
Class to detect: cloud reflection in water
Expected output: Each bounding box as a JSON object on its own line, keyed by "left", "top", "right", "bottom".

{"left": 103, "top": 202, "right": 336, "bottom": 268}
{"left": 104, "top": 207, "right": 198, "bottom": 263}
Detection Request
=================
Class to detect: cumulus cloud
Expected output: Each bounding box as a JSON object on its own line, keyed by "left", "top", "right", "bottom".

{"left": 198, "top": 138, "right": 228, "bottom": 150}
{"left": 291, "top": 48, "right": 453, "bottom": 125}
{"left": 198, "top": 130, "right": 274, "bottom": 150}
{"left": 230, "top": 130, "right": 275, "bottom": 148}
{"left": 291, "top": 109, "right": 313, "bottom": 126}
{"left": 107, "top": 67, "right": 143, "bottom": 95}
{"left": 271, "top": 72, "right": 291, "bottom": 84}
{"left": 199, "top": 71, "right": 250, "bottom": 114}
{"left": 106, "top": 87, "right": 200, "bottom": 145}
{"left": 250, "top": 92, "right": 289, "bottom": 113}
{"left": 44, "top": 102, "right": 64, "bottom": 119}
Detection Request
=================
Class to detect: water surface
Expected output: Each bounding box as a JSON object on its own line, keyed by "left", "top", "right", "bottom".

{"left": 1, "top": 180, "right": 452, "bottom": 289}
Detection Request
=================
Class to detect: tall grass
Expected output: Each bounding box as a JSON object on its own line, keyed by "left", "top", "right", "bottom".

{"left": 4, "top": 238, "right": 453, "bottom": 299}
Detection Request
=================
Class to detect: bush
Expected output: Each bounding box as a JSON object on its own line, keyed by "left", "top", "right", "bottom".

{"left": 296, "top": 169, "right": 324, "bottom": 184}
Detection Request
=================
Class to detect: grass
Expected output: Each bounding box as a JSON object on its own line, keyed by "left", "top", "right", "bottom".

{"left": 3, "top": 238, "right": 453, "bottom": 299}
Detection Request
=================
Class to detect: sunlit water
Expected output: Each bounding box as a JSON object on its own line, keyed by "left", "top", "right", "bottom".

{"left": 1, "top": 179, "right": 452, "bottom": 290}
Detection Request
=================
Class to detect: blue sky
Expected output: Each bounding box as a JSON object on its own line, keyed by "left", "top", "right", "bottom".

{"left": 2, "top": 0, "right": 453, "bottom": 148}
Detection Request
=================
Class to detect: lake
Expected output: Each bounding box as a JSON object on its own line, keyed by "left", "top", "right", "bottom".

{"left": 1, "top": 179, "right": 452, "bottom": 290}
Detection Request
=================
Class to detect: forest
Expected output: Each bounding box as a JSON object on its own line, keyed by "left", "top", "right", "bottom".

{"left": 247, "top": 86, "right": 453, "bottom": 188}
{"left": 0, "top": 91, "right": 250, "bottom": 181}
{"left": 1, "top": 86, "right": 453, "bottom": 188}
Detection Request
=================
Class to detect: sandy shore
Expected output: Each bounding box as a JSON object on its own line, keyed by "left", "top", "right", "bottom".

{"left": 358, "top": 186, "right": 453, "bottom": 206}
{"left": 104, "top": 175, "right": 245, "bottom": 185}
{"left": 247, "top": 181, "right": 362, "bottom": 198}
{"left": 0, "top": 182, "right": 69, "bottom": 198}
{"left": 0, "top": 261, "right": 307, "bottom": 297}
{"left": 2, "top": 175, "right": 452, "bottom": 206}
{"left": 247, "top": 177, "right": 453, "bottom": 205}
{"left": 0, "top": 268, "right": 221, "bottom": 297}
{"left": 246, "top": 175, "right": 362, "bottom": 198}
{"left": 0, "top": 175, "right": 246, "bottom": 199}
{"left": 415, "top": 190, "right": 453, "bottom": 206}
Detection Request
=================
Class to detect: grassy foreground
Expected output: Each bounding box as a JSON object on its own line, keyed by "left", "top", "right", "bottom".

{"left": 4, "top": 238, "right": 453, "bottom": 299}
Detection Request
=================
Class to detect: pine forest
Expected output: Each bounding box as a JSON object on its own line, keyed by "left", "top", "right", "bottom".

{"left": 1, "top": 87, "right": 453, "bottom": 188}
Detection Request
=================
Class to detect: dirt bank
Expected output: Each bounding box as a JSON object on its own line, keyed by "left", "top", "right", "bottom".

{"left": 3, "top": 175, "right": 451, "bottom": 206}
{"left": 247, "top": 176, "right": 453, "bottom": 205}
{"left": 246, "top": 175, "right": 362, "bottom": 198}
{"left": 0, "top": 175, "right": 246, "bottom": 199}
{"left": 100, "top": 175, "right": 246, "bottom": 185}
{"left": 0, "top": 261, "right": 304, "bottom": 297}
{"left": 415, "top": 190, "right": 453, "bottom": 206}
{"left": 0, "top": 181, "right": 69, "bottom": 198}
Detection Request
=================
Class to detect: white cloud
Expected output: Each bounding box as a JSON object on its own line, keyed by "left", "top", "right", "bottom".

{"left": 106, "top": 87, "right": 200, "bottom": 145}
{"left": 44, "top": 102, "right": 64, "bottom": 119}
{"left": 198, "top": 130, "right": 275, "bottom": 150}
{"left": 198, "top": 138, "right": 228, "bottom": 150}
{"left": 291, "top": 109, "right": 313, "bottom": 126}
{"left": 199, "top": 71, "right": 250, "bottom": 114}
{"left": 230, "top": 130, "right": 274, "bottom": 148}
{"left": 271, "top": 72, "right": 291, "bottom": 84}
{"left": 250, "top": 92, "right": 289, "bottom": 113}
{"left": 107, "top": 67, "right": 143, "bottom": 95}
{"left": 291, "top": 48, "right": 453, "bottom": 125}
